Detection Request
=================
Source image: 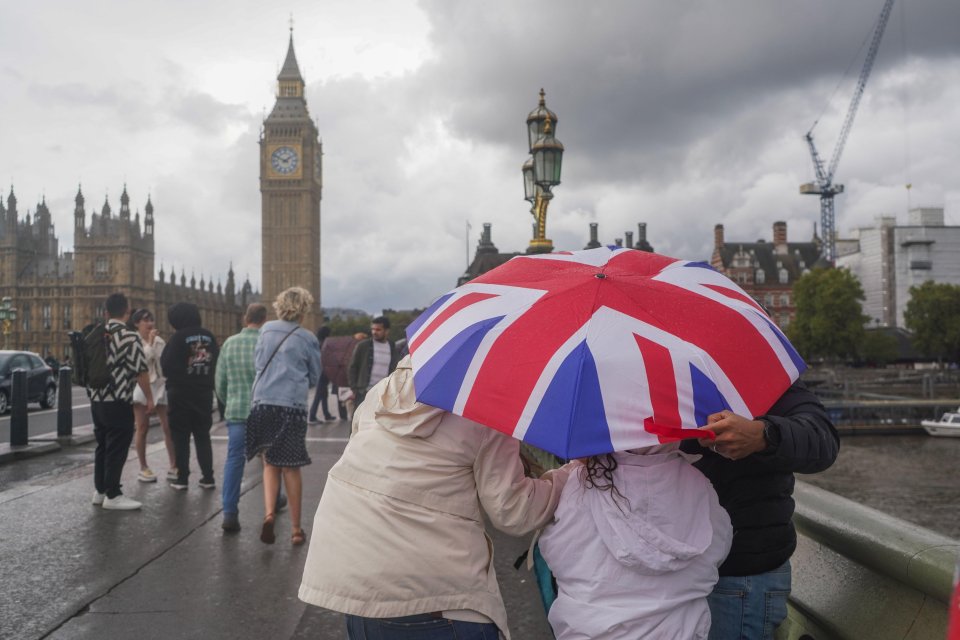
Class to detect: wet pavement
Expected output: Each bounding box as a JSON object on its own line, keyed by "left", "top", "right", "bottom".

{"left": 0, "top": 415, "right": 554, "bottom": 640}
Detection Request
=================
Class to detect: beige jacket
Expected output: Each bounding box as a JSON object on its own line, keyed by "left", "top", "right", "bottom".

{"left": 298, "top": 357, "right": 570, "bottom": 639}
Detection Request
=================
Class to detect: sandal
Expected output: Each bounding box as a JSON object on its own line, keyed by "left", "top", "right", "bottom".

{"left": 291, "top": 528, "right": 307, "bottom": 546}
{"left": 260, "top": 514, "right": 276, "bottom": 545}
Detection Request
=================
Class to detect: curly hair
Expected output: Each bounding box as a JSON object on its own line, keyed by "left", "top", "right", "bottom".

{"left": 273, "top": 287, "right": 314, "bottom": 322}
{"left": 583, "top": 454, "right": 629, "bottom": 510}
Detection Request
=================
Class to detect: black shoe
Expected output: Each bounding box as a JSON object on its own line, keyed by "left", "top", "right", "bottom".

{"left": 199, "top": 478, "right": 216, "bottom": 489}
{"left": 323, "top": 414, "right": 336, "bottom": 421}
{"left": 276, "top": 493, "right": 288, "bottom": 513}
{"left": 222, "top": 513, "right": 241, "bottom": 532}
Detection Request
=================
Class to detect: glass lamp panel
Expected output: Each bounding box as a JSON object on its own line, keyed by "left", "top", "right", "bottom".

{"left": 527, "top": 119, "right": 542, "bottom": 153}
{"left": 522, "top": 159, "right": 535, "bottom": 201}
{"left": 534, "top": 147, "right": 563, "bottom": 187}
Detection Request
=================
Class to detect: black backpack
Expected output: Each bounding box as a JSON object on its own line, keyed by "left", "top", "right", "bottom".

{"left": 67, "top": 322, "right": 115, "bottom": 389}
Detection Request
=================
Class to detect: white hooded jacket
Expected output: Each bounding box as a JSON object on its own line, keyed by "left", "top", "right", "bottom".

{"left": 538, "top": 446, "right": 732, "bottom": 640}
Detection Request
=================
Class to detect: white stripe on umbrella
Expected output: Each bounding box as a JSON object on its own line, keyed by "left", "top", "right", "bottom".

{"left": 654, "top": 261, "right": 802, "bottom": 380}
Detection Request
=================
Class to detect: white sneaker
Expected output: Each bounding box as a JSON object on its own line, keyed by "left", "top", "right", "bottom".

{"left": 166, "top": 469, "right": 179, "bottom": 481}
{"left": 102, "top": 495, "right": 142, "bottom": 510}
{"left": 92, "top": 491, "right": 105, "bottom": 506}
{"left": 138, "top": 468, "right": 158, "bottom": 483}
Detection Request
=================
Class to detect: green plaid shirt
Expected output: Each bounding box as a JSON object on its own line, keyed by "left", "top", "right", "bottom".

{"left": 215, "top": 327, "right": 260, "bottom": 422}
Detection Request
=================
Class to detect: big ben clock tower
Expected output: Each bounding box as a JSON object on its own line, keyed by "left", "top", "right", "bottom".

{"left": 260, "top": 30, "right": 323, "bottom": 318}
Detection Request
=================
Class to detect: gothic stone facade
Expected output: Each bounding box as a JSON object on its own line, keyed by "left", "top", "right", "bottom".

{"left": 0, "top": 186, "right": 252, "bottom": 360}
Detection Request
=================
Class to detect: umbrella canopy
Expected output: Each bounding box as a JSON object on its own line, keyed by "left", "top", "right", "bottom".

{"left": 406, "top": 247, "right": 805, "bottom": 459}
{"left": 321, "top": 335, "right": 361, "bottom": 388}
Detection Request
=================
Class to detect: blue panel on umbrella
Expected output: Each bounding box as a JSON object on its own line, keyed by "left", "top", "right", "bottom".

{"left": 689, "top": 363, "right": 732, "bottom": 427}
{"left": 407, "top": 292, "right": 455, "bottom": 341}
{"left": 525, "top": 342, "right": 612, "bottom": 459}
{"left": 760, "top": 315, "right": 807, "bottom": 373}
{"left": 414, "top": 315, "right": 504, "bottom": 411}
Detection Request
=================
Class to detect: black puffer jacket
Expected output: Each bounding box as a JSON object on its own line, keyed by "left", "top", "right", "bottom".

{"left": 681, "top": 380, "right": 838, "bottom": 576}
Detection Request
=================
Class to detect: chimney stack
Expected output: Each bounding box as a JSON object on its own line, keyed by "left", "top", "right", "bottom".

{"left": 584, "top": 222, "right": 601, "bottom": 249}
{"left": 714, "top": 224, "right": 724, "bottom": 250}
{"left": 625, "top": 231, "right": 634, "bottom": 249}
{"left": 773, "top": 221, "right": 787, "bottom": 247}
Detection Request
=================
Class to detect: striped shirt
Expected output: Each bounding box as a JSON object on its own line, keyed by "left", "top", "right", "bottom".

{"left": 89, "top": 319, "right": 149, "bottom": 403}
{"left": 215, "top": 327, "right": 260, "bottom": 422}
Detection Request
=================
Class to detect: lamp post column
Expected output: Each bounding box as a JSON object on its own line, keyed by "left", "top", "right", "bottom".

{"left": 523, "top": 89, "right": 564, "bottom": 255}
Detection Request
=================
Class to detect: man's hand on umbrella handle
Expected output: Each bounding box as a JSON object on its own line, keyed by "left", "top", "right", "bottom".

{"left": 697, "top": 410, "right": 766, "bottom": 460}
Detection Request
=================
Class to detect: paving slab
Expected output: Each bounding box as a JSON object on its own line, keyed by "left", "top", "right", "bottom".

{"left": 1, "top": 416, "right": 554, "bottom": 640}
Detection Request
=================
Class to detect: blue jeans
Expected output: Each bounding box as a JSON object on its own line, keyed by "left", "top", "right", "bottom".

{"left": 222, "top": 421, "right": 246, "bottom": 515}
{"left": 707, "top": 561, "right": 791, "bottom": 640}
{"left": 345, "top": 614, "right": 499, "bottom": 640}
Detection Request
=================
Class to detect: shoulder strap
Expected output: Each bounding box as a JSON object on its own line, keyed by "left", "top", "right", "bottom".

{"left": 252, "top": 325, "right": 300, "bottom": 395}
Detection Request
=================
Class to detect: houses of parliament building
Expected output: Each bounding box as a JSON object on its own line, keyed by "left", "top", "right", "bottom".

{"left": 0, "top": 32, "right": 323, "bottom": 359}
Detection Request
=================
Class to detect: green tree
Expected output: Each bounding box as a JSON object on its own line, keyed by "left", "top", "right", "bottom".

{"left": 787, "top": 267, "right": 868, "bottom": 361}
{"left": 857, "top": 328, "right": 900, "bottom": 366}
{"left": 903, "top": 281, "right": 960, "bottom": 362}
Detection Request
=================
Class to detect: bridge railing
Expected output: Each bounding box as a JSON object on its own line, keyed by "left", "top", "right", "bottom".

{"left": 778, "top": 481, "right": 958, "bottom": 640}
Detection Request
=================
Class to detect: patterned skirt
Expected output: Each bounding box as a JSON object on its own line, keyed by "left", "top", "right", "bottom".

{"left": 245, "top": 404, "right": 311, "bottom": 467}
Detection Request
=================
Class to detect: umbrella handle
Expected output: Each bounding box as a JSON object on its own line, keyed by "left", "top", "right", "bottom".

{"left": 644, "top": 417, "right": 715, "bottom": 442}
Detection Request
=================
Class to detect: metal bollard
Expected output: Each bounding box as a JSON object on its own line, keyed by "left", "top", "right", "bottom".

{"left": 57, "top": 367, "right": 73, "bottom": 438}
{"left": 10, "top": 369, "right": 28, "bottom": 446}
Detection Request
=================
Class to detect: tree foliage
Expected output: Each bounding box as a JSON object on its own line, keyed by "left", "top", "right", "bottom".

{"left": 903, "top": 281, "right": 960, "bottom": 362}
{"left": 787, "top": 267, "right": 868, "bottom": 361}
{"left": 857, "top": 329, "right": 900, "bottom": 366}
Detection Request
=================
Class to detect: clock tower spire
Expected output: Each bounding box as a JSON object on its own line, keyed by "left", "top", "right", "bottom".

{"left": 259, "top": 28, "right": 323, "bottom": 321}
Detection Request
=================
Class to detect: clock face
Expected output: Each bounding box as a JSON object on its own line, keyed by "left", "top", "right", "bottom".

{"left": 270, "top": 146, "right": 299, "bottom": 175}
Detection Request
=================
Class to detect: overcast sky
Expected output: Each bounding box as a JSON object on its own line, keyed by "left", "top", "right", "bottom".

{"left": 2, "top": 0, "right": 958, "bottom": 314}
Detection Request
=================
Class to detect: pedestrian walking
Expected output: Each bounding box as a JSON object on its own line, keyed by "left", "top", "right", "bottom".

{"left": 128, "top": 308, "right": 177, "bottom": 483}
{"left": 161, "top": 302, "right": 219, "bottom": 491}
{"left": 215, "top": 303, "right": 267, "bottom": 532}
{"left": 245, "top": 287, "right": 320, "bottom": 546}
{"left": 298, "top": 357, "right": 574, "bottom": 639}
{"left": 90, "top": 292, "right": 153, "bottom": 511}
{"left": 307, "top": 325, "right": 335, "bottom": 423}
{"left": 347, "top": 317, "right": 398, "bottom": 407}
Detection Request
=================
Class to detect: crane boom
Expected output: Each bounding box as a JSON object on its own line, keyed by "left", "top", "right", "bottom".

{"left": 801, "top": 0, "right": 894, "bottom": 265}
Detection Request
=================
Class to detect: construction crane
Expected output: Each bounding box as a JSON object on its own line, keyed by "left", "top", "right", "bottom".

{"left": 801, "top": 0, "right": 895, "bottom": 265}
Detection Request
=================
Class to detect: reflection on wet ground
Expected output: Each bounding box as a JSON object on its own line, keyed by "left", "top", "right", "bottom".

{"left": 803, "top": 434, "right": 960, "bottom": 540}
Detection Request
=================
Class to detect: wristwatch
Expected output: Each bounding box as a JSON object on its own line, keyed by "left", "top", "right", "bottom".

{"left": 760, "top": 418, "right": 781, "bottom": 452}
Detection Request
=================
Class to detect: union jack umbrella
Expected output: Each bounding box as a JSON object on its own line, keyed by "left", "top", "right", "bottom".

{"left": 406, "top": 247, "right": 805, "bottom": 459}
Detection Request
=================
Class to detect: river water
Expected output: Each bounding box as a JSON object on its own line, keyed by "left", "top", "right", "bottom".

{"left": 802, "top": 433, "right": 960, "bottom": 540}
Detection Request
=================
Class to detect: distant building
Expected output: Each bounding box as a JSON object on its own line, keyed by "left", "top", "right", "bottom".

{"left": 459, "top": 221, "right": 654, "bottom": 285}
{"left": 837, "top": 207, "right": 960, "bottom": 328}
{"left": 0, "top": 186, "right": 253, "bottom": 360}
{"left": 710, "top": 221, "right": 824, "bottom": 329}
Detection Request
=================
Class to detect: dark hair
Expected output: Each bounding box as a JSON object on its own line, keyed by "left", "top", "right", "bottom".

{"left": 316, "top": 325, "right": 331, "bottom": 340}
{"left": 105, "top": 293, "right": 129, "bottom": 319}
{"left": 583, "top": 454, "right": 629, "bottom": 509}
{"left": 130, "top": 308, "right": 153, "bottom": 324}
{"left": 372, "top": 315, "right": 390, "bottom": 329}
{"left": 244, "top": 303, "right": 268, "bottom": 326}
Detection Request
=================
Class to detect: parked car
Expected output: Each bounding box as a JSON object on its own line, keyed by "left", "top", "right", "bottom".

{"left": 0, "top": 350, "right": 58, "bottom": 414}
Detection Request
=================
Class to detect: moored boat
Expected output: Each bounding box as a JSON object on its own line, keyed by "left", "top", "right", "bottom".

{"left": 920, "top": 408, "right": 960, "bottom": 437}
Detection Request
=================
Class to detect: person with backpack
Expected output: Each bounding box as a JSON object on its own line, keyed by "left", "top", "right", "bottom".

{"left": 88, "top": 292, "right": 154, "bottom": 511}
{"left": 161, "top": 302, "right": 220, "bottom": 491}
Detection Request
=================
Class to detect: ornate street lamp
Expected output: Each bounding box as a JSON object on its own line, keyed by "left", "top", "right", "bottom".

{"left": 0, "top": 297, "right": 17, "bottom": 350}
{"left": 523, "top": 89, "right": 564, "bottom": 254}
